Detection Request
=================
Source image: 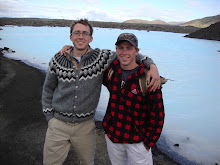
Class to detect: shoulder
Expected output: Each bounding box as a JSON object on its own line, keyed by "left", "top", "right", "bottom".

{"left": 53, "top": 53, "right": 68, "bottom": 60}
{"left": 84, "top": 48, "right": 114, "bottom": 63}
{"left": 49, "top": 53, "right": 72, "bottom": 68}
{"left": 106, "top": 60, "right": 120, "bottom": 74}
{"left": 53, "top": 53, "right": 72, "bottom": 62}
{"left": 92, "top": 48, "right": 113, "bottom": 56}
{"left": 105, "top": 59, "right": 119, "bottom": 72}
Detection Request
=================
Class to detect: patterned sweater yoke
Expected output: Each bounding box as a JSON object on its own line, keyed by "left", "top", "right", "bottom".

{"left": 42, "top": 48, "right": 115, "bottom": 123}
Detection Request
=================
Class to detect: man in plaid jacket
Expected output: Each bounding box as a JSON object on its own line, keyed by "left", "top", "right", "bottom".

{"left": 102, "top": 33, "right": 165, "bottom": 165}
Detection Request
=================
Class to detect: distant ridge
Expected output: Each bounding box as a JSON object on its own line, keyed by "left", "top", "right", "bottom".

{"left": 168, "top": 21, "right": 186, "bottom": 25}
{"left": 0, "top": 17, "right": 200, "bottom": 34}
{"left": 123, "top": 19, "right": 168, "bottom": 25}
{"left": 180, "top": 14, "right": 220, "bottom": 28}
{"left": 184, "top": 21, "right": 220, "bottom": 41}
{"left": 123, "top": 15, "right": 220, "bottom": 28}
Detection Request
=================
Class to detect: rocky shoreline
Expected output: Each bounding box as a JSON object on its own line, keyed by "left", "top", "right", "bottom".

{"left": 184, "top": 21, "right": 220, "bottom": 41}
{"left": 0, "top": 17, "right": 200, "bottom": 34}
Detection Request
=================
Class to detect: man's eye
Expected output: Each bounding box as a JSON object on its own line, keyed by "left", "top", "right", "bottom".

{"left": 83, "top": 32, "right": 90, "bottom": 35}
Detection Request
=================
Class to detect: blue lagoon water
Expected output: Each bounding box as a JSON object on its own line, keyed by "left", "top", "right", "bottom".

{"left": 1, "top": 26, "right": 220, "bottom": 165}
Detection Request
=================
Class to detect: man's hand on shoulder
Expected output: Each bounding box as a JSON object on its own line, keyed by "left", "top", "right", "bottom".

{"left": 57, "top": 45, "right": 72, "bottom": 55}
{"left": 147, "top": 64, "right": 161, "bottom": 92}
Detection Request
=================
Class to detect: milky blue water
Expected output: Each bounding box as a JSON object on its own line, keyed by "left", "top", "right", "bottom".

{"left": 1, "top": 26, "right": 220, "bottom": 165}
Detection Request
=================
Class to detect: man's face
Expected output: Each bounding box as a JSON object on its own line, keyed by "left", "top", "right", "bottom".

{"left": 70, "top": 23, "right": 93, "bottom": 51}
{"left": 116, "top": 41, "right": 139, "bottom": 70}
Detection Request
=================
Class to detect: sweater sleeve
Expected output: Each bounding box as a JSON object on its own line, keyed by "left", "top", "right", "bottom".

{"left": 143, "top": 87, "right": 165, "bottom": 148}
{"left": 41, "top": 57, "right": 58, "bottom": 121}
{"left": 102, "top": 66, "right": 111, "bottom": 88}
{"left": 109, "top": 51, "right": 117, "bottom": 63}
{"left": 136, "top": 53, "right": 155, "bottom": 70}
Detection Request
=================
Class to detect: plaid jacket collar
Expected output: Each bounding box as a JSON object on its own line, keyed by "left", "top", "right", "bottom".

{"left": 111, "top": 59, "right": 146, "bottom": 80}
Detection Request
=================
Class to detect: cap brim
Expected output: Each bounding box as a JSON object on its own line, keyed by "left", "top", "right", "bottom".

{"left": 115, "top": 40, "right": 137, "bottom": 48}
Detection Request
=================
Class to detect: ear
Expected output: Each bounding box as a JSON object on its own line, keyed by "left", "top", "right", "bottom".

{"left": 70, "top": 34, "right": 73, "bottom": 41}
{"left": 89, "top": 36, "right": 93, "bottom": 43}
{"left": 135, "top": 48, "right": 139, "bottom": 56}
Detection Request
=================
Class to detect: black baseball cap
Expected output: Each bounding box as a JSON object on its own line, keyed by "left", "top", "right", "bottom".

{"left": 115, "top": 33, "right": 138, "bottom": 48}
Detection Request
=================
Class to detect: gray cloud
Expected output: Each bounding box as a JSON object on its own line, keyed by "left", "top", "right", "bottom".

{"left": 0, "top": 0, "right": 219, "bottom": 22}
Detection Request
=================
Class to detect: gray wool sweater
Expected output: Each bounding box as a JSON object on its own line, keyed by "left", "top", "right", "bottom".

{"left": 42, "top": 48, "right": 154, "bottom": 123}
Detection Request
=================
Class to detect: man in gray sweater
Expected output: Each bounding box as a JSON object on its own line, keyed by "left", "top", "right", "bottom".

{"left": 42, "top": 19, "right": 160, "bottom": 165}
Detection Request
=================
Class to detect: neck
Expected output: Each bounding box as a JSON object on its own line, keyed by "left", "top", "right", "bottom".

{"left": 72, "top": 47, "right": 89, "bottom": 57}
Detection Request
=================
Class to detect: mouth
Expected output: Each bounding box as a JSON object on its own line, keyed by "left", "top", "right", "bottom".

{"left": 120, "top": 56, "right": 129, "bottom": 61}
{"left": 77, "top": 41, "right": 84, "bottom": 44}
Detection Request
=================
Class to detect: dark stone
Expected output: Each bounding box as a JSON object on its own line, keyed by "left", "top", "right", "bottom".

{"left": 174, "top": 144, "right": 179, "bottom": 147}
{"left": 3, "top": 47, "right": 9, "bottom": 51}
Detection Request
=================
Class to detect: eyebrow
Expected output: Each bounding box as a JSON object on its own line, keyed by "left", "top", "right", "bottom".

{"left": 73, "top": 30, "right": 89, "bottom": 32}
{"left": 117, "top": 45, "right": 133, "bottom": 48}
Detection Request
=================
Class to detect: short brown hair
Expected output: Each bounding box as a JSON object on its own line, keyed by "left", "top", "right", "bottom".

{"left": 70, "top": 19, "right": 93, "bottom": 36}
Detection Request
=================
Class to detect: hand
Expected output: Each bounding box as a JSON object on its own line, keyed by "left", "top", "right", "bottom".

{"left": 144, "top": 144, "right": 150, "bottom": 151}
{"left": 57, "top": 45, "right": 72, "bottom": 55}
{"left": 147, "top": 64, "right": 161, "bottom": 92}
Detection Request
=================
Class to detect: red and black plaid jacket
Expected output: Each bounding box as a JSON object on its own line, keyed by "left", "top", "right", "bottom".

{"left": 102, "top": 60, "right": 165, "bottom": 149}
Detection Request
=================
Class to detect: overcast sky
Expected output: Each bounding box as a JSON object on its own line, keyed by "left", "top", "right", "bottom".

{"left": 0, "top": 0, "right": 219, "bottom": 22}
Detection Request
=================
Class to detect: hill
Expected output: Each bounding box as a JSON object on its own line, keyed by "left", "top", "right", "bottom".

{"left": 124, "top": 19, "right": 186, "bottom": 26}
{"left": 123, "top": 19, "right": 168, "bottom": 25}
{"left": 180, "top": 14, "right": 220, "bottom": 28}
{"left": 0, "top": 17, "right": 199, "bottom": 34}
{"left": 184, "top": 21, "right": 220, "bottom": 41}
{"left": 168, "top": 21, "right": 186, "bottom": 25}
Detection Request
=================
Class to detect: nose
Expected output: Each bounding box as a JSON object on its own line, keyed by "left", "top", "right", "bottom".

{"left": 78, "top": 33, "right": 84, "bottom": 38}
{"left": 121, "top": 48, "right": 128, "bottom": 55}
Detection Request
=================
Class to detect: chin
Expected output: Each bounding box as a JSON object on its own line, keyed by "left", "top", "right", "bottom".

{"left": 121, "top": 63, "right": 128, "bottom": 67}
{"left": 76, "top": 46, "right": 87, "bottom": 50}
{"left": 120, "top": 61, "right": 128, "bottom": 65}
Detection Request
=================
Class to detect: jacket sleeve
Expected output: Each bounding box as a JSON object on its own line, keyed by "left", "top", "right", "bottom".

{"left": 41, "top": 57, "right": 58, "bottom": 121}
{"left": 143, "top": 87, "right": 165, "bottom": 148}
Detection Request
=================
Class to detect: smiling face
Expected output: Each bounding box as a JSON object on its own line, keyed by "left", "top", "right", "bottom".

{"left": 70, "top": 23, "right": 93, "bottom": 51}
{"left": 116, "top": 41, "right": 139, "bottom": 70}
